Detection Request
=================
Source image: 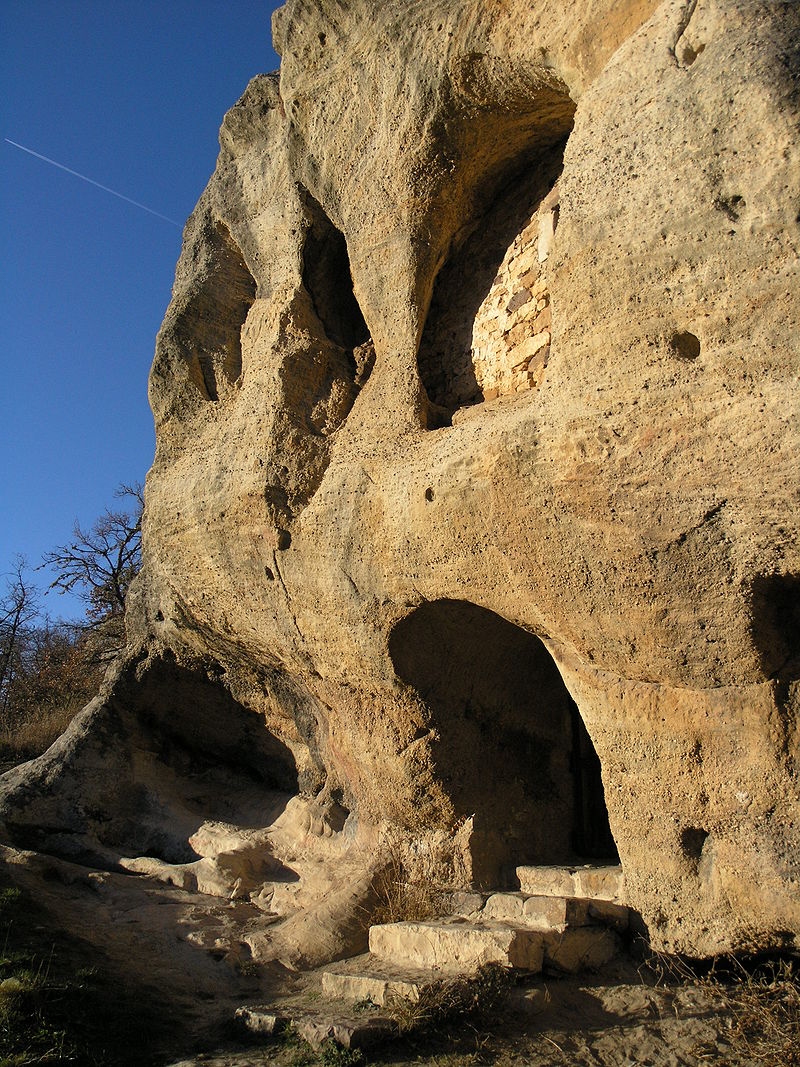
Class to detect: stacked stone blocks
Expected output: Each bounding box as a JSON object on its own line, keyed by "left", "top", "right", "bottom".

{"left": 471, "top": 184, "right": 558, "bottom": 403}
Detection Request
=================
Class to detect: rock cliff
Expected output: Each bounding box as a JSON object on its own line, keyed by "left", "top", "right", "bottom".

{"left": 2, "top": 0, "right": 799, "bottom": 960}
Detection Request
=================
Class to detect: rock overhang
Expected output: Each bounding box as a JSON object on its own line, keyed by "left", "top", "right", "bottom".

{"left": 3, "top": 0, "right": 799, "bottom": 961}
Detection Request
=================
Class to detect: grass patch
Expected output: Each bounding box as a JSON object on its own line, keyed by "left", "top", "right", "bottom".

{"left": 320, "top": 1039, "right": 365, "bottom": 1066}
{"left": 0, "top": 876, "right": 171, "bottom": 1064}
{"left": 0, "top": 701, "right": 80, "bottom": 766}
{"left": 371, "top": 855, "right": 449, "bottom": 927}
{"left": 267, "top": 1026, "right": 365, "bottom": 1067}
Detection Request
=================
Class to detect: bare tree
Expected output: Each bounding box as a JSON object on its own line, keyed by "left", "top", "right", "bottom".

{"left": 0, "top": 557, "right": 39, "bottom": 717}
{"left": 41, "top": 483, "right": 143, "bottom": 655}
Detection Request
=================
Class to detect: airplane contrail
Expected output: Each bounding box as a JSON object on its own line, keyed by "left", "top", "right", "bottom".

{"left": 4, "top": 137, "right": 182, "bottom": 228}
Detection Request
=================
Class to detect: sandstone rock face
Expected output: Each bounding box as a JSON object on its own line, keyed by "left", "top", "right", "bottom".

{"left": 2, "top": 0, "right": 799, "bottom": 960}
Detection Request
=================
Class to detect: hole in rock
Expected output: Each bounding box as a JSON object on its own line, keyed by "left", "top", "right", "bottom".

{"left": 302, "top": 192, "right": 370, "bottom": 351}
{"left": 714, "top": 194, "right": 744, "bottom": 221}
{"left": 670, "top": 331, "right": 701, "bottom": 361}
{"left": 680, "top": 826, "right": 709, "bottom": 861}
{"left": 681, "top": 40, "right": 706, "bottom": 66}
{"left": 177, "top": 221, "right": 257, "bottom": 402}
{"left": 424, "top": 487, "right": 435, "bottom": 502}
{"left": 750, "top": 573, "right": 800, "bottom": 681}
{"left": 280, "top": 189, "right": 375, "bottom": 442}
{"left": 417, "top": 134, "right": 571, "bottom": 426}
{"left": 389, "top": 600, "right": 619, "bottom": 887}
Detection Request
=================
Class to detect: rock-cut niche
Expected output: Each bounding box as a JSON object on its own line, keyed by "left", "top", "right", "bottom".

{"left": 302, "top": 192, "right": 370, "bottom": 353}
{"left": 389, "top": 600, "right": 618, "bottom": 887}
{"left": 276, "top": 190, "right": 375, "bottom": 446}
{"left": 418, "top": 138, "right": 568, "bottom": 426}
{"left": 177, "top": 220, "right": 257, "bottom": 402}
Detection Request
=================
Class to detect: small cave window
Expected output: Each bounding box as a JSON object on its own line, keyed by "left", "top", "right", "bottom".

{"left": 389, "top": 599, "right": 618, "bottom": 887}
{"left": 278, "top": 190, "right": 375, "bottom": 441}
{"left": 417, "top": 137, "right": 570, "bottom": 428}
{"left": 177, "top": 221, "right": 257, "bottom": 402}
{"left": 301, "top": 191, "right": 370, "bottom": 351}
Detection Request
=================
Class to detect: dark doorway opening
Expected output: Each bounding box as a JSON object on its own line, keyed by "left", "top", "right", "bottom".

{"left": 570, "top": 704, "right": 618, "bottom": 860}
{"left": 389, "top": 600, "right": 618, "bottom": 886}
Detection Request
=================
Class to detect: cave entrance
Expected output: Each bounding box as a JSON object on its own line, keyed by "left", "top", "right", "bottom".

{"left": 389, "top": 600, "right": 618, "bottom": 887}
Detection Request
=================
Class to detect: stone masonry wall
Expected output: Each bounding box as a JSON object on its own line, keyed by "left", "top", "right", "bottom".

{"left": 417, "top": 174, "right": 560, "bottom": 415}
{"left": 472, "top": 182, "right": 558, "bottom": 401}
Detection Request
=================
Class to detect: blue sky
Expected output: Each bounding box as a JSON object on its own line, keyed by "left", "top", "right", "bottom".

{"left": 1, "top": 1, "right": 281, "bottom": 619}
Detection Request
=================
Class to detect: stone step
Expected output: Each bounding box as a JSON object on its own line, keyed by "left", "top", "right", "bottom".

{"left": 235, "top": 1002, "right": 396, "bottom": 1050}
{"left": 541, "top": 925, "right": 621, "bottom": 973}
{"left": 480, "top": 891, "right": 629, "bottom": 932}
{"left": 234, "top": 1005, "right": 286, "bottom": 1035}
{"left": 516, "top": 864, "right": 624, "bottom": 902}
{"left": 368, "top": 918, "right": 544, "bottom": 972}
{"left": 294, "top": 1011, "right": 397, "bottom": 1050}
{"left": 323, "top": 920, "right": 620, "bottom": 1011}
{"left": 322, "top": 953, "right": 444, "bottom": 1007}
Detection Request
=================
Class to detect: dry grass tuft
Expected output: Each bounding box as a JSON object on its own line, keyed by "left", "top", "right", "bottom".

{"left": 385, "top": 963, "right": 513, "bottom": 1035}
{"left": 0, "top": 702, "right": 79, "bottom": 766}
{"left": 711, "top": 958, "right": 799, "bottom": 1065}
{"left": 371, "top": 852, "right": 450, "bottom": 926}
{"left": 646, "top": 951, "right": 800, "bottom": 1066}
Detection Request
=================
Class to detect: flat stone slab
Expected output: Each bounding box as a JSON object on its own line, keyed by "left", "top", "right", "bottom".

{"left": 321, "top": 952, "right": 468, "bottom": 1006}
{"left": 369, "top": 918, "right": 544, "bottom": 972}
{"left": 294, "top": 1011, "right": 397, "bottom": 1050}
{"left": 482, "top": 892, "right": 629, "bottom": 931}
{"left": 234, "top": 1005, "right": 288, "bottom": 1034}
{"left": 236, "top": 997, "right": 397, "bottom": 1050}
{"left": 541, "top": 926, "right": 621, "bottom": 973}
{"left": 322, "top": 967, "right": 423, "bottom": 1006}
{"left": 516, "top": 865, "right": 624, "bottom": 903}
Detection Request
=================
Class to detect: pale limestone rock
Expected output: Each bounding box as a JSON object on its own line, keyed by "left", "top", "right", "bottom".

{"left": 0, "top": 0, "right": 798, "bottom": 966}
{"left": 482, "top": 892, "right": 629, "bottom": 932}
{"left": 517, "top": 865, "right": 626, "bottom": 903}
{"left": 369, "top": 919, "right": 545, "bottom": 971}
{"left": 321, "top": 966, "right": 424, "bottom": 1006}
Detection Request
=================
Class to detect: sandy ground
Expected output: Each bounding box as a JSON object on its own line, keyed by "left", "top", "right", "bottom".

{"left": 2, "top": 842, "right": 791, "bottom": 1066}
{"left": 165, "top": 961, "right": 757, "bottom": 1067}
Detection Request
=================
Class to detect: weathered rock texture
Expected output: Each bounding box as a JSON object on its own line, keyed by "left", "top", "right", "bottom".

{"left": 2, "top": 0, "right": 799, "bottom": 961}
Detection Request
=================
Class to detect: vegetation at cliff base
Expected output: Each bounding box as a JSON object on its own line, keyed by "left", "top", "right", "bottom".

{"left": 0, "top": 483, "right": 142, "bottom": 766}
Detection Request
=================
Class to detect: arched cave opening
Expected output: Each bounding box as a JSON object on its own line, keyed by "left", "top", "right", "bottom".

{"left": 177, "top": 220, "right": 257, "bottom": 402}
{"left": 102, "top": 656, "right": 306, "bottom": 865}
{"left": 750, "top": 572, "right": 800, "bottom": 682}
{"left": 417, "top": 137, "right": 569, "bottom": 427}
{"left": 389, "top": 600, "right": 618, "bottom": 887}
{"left": 130, "top": 657, "right": 301, "bottom": 795}
{"left": 302, "top": 191, "right": 370, "bottom": 353}
{"left": 1, "top": 654, "right": 313, "bottom": 871}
